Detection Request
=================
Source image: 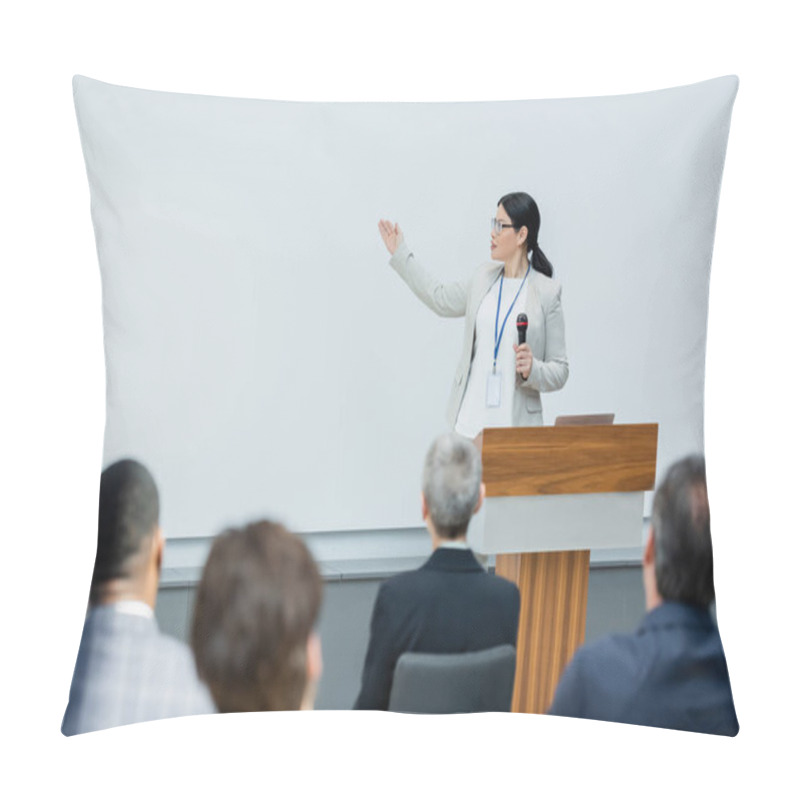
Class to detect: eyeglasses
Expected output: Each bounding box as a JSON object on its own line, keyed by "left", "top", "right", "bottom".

{"left": 491, "top": 217, "right": 516, "bottom": 235}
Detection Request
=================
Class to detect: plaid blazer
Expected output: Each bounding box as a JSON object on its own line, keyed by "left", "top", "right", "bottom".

{"left": 62, "top": 605, "right": 215, "bottom": 735}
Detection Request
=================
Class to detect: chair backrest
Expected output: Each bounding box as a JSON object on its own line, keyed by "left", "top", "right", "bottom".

{"left": 387, "top": 645, "right": 517, "bottom": 714}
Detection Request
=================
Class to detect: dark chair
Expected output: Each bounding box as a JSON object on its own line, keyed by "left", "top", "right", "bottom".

{"left": 387, "top": 645, "right": 517, "bottom": 714}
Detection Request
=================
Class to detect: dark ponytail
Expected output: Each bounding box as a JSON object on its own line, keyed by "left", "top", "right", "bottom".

{"left": 497, "top": 192, "right": 553, "bottom": 278}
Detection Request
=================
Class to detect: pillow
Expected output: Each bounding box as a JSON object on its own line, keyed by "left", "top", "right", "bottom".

{"left": 69, "top": 75, "right": 738, "bottom": 735}
{"left": 73, "top": 74, "right": 738, "bottom": 538}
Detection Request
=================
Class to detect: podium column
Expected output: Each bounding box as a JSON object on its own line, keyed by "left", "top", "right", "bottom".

{"left": 495, "top": 550, "right": 589, "bottom": 713}
{"left": 472, "top": 423, "right": 658, "bottom": 715}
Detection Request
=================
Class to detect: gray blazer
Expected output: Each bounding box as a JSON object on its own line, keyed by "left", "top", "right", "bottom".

{"left": 61, "top": 605, "right": 215, "bottom": 736}
{"left": 390, "top": 240, "right": 569, "bottom": 428}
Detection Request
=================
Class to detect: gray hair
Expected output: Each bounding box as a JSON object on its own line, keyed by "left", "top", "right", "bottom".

{"left": 422, "top": 433, "right": 482, "bottom": 539}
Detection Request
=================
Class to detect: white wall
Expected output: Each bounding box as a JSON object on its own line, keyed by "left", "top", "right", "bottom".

{"left": 76, "top": 75, "right": 733, "bottom": 538}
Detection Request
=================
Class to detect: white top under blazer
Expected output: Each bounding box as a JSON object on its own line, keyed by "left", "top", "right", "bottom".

{"left": 454, "top": 276, "right": 528, "bottom": 438}
{"left": 389, "top": 239, "right": 569, "bottom": 431}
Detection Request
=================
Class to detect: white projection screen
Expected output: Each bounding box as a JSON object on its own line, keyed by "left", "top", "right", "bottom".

{"left": 73, "top": 75, "right": 737, "bottom": 539}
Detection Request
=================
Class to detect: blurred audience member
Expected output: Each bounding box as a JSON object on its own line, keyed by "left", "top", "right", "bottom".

{"left": 191, "top": 520, "right": 323, "bottom": 712}
{"left": 354, "top": 432, "right": 520, "bottom": 710}
{"left": 62, "top": 459, "right": 214, "bottom": 735}
{"left": 548, "top": 454, "right": 739, "bottom": 735}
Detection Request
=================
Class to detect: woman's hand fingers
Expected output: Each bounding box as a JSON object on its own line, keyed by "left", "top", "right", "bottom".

{"left": 514, "top": 343, "right": 532, "bottom": 379}
{"left": 378, "top": 219, "right": 399, "bottom": 255}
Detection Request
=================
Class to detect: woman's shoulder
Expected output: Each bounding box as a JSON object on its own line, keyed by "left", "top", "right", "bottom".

{"left": 467, "top": 261, "right": 503, "bottom": 288}
{"left": 531, "top": 268, "right": 561, "bottom": 288}
{"left": 531, "top": 269, "right": 563, "bottom": 301}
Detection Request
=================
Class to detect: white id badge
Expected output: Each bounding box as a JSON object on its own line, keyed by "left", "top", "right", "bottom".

{"left": 486, "top": 371, "right": 502, "bottom": 407}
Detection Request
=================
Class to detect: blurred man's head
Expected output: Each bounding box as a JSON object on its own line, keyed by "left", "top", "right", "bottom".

{"left": 191, "top": 521, "right": 323, "bottom": 712}
{"left": 90, "top": 459, "right": 163, "bottom": 608}
{"left": 421, "top": 433, "right": 485, "bottom": 544}
{"left": 644, "top": 454, "right": 715, "bottom": 611}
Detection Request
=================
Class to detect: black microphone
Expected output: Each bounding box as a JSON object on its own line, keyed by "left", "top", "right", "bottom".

{"left": 516, "top": 313, "right": 528, "bottom": 345}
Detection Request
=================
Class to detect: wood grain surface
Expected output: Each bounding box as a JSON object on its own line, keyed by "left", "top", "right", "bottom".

{"left": 496, "top": 550, "right": 590, "bottom": 714}
{"left": 482, "top": 424, "right": 658, "bottom": 497}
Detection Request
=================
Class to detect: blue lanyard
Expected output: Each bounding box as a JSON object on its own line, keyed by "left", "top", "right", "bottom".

{"left": 493, "top": 265, "right": 530, "bottom": 373}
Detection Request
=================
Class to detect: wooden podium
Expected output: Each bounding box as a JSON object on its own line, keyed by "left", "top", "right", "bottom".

{"left": 469, "top": 424, "right": 658, "bottom": 714}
